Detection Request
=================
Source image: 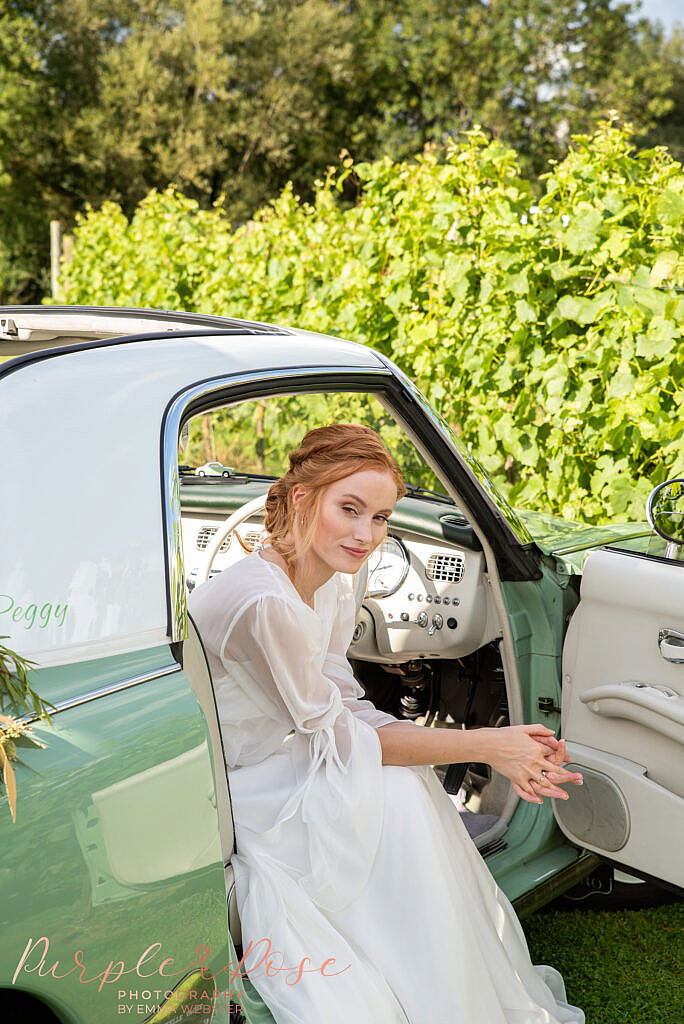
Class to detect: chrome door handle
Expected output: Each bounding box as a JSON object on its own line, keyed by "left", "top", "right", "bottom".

{"left": 659, "top": 628, "right": 684, "bottom": 663}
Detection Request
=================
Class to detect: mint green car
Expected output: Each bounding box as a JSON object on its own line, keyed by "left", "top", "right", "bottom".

{"left": 1, "top": 306, "right": 681, "bottom": 1024}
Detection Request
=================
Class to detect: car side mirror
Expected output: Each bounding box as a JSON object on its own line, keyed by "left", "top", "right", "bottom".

{"left": 646, "top": 478, "right": 684, "bottom": 559}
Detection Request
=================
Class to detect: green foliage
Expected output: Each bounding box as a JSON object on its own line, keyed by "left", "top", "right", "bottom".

{"left": 0, "top": 636, "right": 52, "bottom": 823}
{"left": 0, "top": 636, "right": 54, "bottom": 721}
{"left": 2, "top": 1, "right": 683, "bottom": 301}
{"left": 62, "top": 120, "right": 684, "bottom": 524}
{"left": 0, "top": 0, "right": 355, "bottom": 300}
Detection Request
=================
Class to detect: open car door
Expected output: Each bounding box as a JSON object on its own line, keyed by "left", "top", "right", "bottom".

{"left": 554, "top": 546, "right": 684, "bottom": 891}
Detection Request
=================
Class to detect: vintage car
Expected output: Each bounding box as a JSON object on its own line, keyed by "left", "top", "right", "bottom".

{"left": 0, "top": 305, "right": 682, "bottom": 1024}
{"left": 195, "top": 462, "right": 236, "bottom": 478}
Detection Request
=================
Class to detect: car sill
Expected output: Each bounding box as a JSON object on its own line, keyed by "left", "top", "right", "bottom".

{"left": 512, "top": 851, "right": 601, "bottom": 921}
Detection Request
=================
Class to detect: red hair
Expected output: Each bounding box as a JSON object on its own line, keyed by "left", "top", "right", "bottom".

{"left": 264, "top": 423, "right": 406, "bottom": 581}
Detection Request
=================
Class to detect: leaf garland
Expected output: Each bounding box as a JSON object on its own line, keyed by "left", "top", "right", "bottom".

{"left": 0, "top": 638, "right": 53, "bottom": 823}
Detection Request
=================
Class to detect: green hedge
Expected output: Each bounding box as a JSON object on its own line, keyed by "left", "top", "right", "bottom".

{"left": 60, "top": 121, "right": 684, "bottom": 523}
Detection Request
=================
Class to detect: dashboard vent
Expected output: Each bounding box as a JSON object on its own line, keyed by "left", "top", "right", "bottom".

{"left": 196, "top": 526, "right": 232, "bottom": 553}
{"left": 425, "top": 552, "right": 464, "bottom": 583}
{"left": 242, "top": 530, "right": 264, "bottom": 552}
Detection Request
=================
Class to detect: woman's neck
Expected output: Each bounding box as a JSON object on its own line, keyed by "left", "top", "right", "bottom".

{"left": 260, "top": 545, "right": 334, "bottom": 608}
{"left": 293, "top": 559, "right": 335, "bottom": 609}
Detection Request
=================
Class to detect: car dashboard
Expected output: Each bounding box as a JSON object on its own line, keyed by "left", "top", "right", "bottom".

{"left": 180, "top": 481, "right": 501, "bottom": 665}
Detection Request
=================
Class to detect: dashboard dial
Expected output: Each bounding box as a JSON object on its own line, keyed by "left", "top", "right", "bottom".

{"left": 367, "top": 537, "right": 409, "bottom": 598}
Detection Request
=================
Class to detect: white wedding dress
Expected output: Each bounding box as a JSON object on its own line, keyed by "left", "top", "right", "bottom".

{"left": 188, "top": 549, "right": 585, "bottom": 1024}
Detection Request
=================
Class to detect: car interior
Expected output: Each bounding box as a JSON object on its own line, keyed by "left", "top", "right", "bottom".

{"left": 177, "top": 390, "right": 521, "bottom": 941}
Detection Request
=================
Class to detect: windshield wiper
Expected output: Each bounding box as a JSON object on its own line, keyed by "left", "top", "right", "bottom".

{"left": 403, "top": 484, "right": 455, "bottom": 505}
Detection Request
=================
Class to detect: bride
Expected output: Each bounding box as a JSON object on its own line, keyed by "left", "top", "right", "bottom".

{"left": 188, "top": 422, "right": 585, "bottom": 1023}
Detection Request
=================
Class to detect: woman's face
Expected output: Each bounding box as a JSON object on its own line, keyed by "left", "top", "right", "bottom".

{"left": 293, "top": 468, "right": 398, "bottom": 576}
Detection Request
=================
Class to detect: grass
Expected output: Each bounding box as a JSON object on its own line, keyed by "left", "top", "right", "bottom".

{"left": 522, "top": 900, "right": 683, "bottom": 1023}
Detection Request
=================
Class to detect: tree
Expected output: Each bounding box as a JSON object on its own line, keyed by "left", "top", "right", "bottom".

{"left": 642, "top": 27, "right": 684, "bottom": 166}
{"left": 0, "top": 0, "right": 355, "bottom": 298}
{"left": 0, "top": 0, "right": 681, "bottom": 302}
{"left": 76, "top": 0, "right": 355, "bottom": 217}
{"left": 0, "top": 1, "right": 135, "bottom": 298}
{"left": 337, "top": 1, "right": 679, "bottom": 175}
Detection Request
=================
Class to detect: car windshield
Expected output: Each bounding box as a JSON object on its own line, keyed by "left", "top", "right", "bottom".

{"left": 179, "top": 392, "right": 453, "bottom": 503}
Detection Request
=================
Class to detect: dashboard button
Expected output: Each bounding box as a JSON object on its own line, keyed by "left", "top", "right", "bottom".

{"left": 446, "top": 617, "right": 458, "bottom": 630}
{"left": 434, "top": 596, "right": 441, "bottom": 604}
{"left": 443, "top": 597, "right": 450, "bottom": 605}
{"left": 426, "top": 595, "right": 433, "bottom": 603}
{"left": 408, "top": 593, "right": 415, "bottom": 600}
{"left": 400, "top": 612, "right": 409, "bottom": 622}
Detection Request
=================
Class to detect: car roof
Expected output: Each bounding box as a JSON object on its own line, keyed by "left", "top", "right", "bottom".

{"left": 0, "top": 304, "right": 383, "bottom": 371}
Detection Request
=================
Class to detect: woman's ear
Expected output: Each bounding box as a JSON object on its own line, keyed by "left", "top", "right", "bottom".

{"left": 291, "top": 483, "right": 309, "bottom": 508}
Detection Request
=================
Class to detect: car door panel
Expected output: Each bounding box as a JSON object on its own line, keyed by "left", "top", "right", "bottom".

{"left": 555, "top": 547, "right": 684, "bottom": 888}
{"left": 0, "top": 646, "right": 238, "bottom": 1023}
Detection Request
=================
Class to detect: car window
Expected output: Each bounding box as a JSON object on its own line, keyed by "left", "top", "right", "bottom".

{"left": 180, "top": 392, "right": 447, "bottom": 497}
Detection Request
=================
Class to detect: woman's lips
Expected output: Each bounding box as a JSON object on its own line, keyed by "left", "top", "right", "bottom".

{"left": 341, "top": 546, "right": 368, "bottom": 559}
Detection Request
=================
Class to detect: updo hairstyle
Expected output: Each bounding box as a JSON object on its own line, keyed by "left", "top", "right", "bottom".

{"left": 263, "top": 423, "right": 406, "bottom": 581}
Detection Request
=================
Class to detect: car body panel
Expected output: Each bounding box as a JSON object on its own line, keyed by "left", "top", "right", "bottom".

{"left": 516, "top": 508, "right": 652, "bottom": 559}
{"left": 0, "top": 645, "right": 234, "bottom": 1023}
{"left": 1, "top": 304, "right": 547, "bottom": 581}
{"left": 485, "top": 798, "right": 593, "bottom": 911}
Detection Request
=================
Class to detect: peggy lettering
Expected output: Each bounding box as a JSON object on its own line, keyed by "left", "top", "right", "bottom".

{"left": 0, "top": 593, "right": 68, "bottom": 630}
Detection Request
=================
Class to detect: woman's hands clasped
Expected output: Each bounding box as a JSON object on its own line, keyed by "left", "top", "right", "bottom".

{"left": 482, "top": 724, "right": 583, "bottom": 804}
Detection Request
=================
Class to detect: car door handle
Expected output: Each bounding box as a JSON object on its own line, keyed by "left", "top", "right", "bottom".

{"left": 659, "top": 628, "right": 684, "bottom": 663}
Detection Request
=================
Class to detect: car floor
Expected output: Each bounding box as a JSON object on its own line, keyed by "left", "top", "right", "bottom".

{"left": 434, "top": 764, "right": 510, "bottom": 845}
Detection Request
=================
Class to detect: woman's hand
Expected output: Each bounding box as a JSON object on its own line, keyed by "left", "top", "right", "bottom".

{"left": 481, "top": 725, "right": 580, "bottom": 804}
{"left": 375, "top": 720, "right": 584, "bottom": 800}
{"left": 527, "top": 737, "right": 583, "bottom": 802}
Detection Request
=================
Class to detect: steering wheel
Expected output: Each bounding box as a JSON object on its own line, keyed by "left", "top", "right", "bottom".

{"left": 196, "top": 494, "right": 268, "bottom": 585}
{"left": 195, "top": 493, "right": 369, "bottom": 617}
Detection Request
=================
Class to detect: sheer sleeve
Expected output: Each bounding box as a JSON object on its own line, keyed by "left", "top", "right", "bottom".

{"left": 323, "top": 574, "right": 400, "bottom": 730}
{"left": 221, "top": 589, "right": 387, "bottom": 912}
{"left": 222, "top": 593, "right": 345, "bottom": 737}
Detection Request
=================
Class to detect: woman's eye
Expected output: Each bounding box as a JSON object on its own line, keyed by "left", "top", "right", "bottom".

{"left": 342, "top": 506, "right": 358, "bottom": 515}
{"left": 374, "top": 515, "right": 388, "bottom": 524}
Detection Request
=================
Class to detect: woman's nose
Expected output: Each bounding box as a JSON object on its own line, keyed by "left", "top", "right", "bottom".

{"left": 352, "top": 516, "right": 373, "bottom": 543}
